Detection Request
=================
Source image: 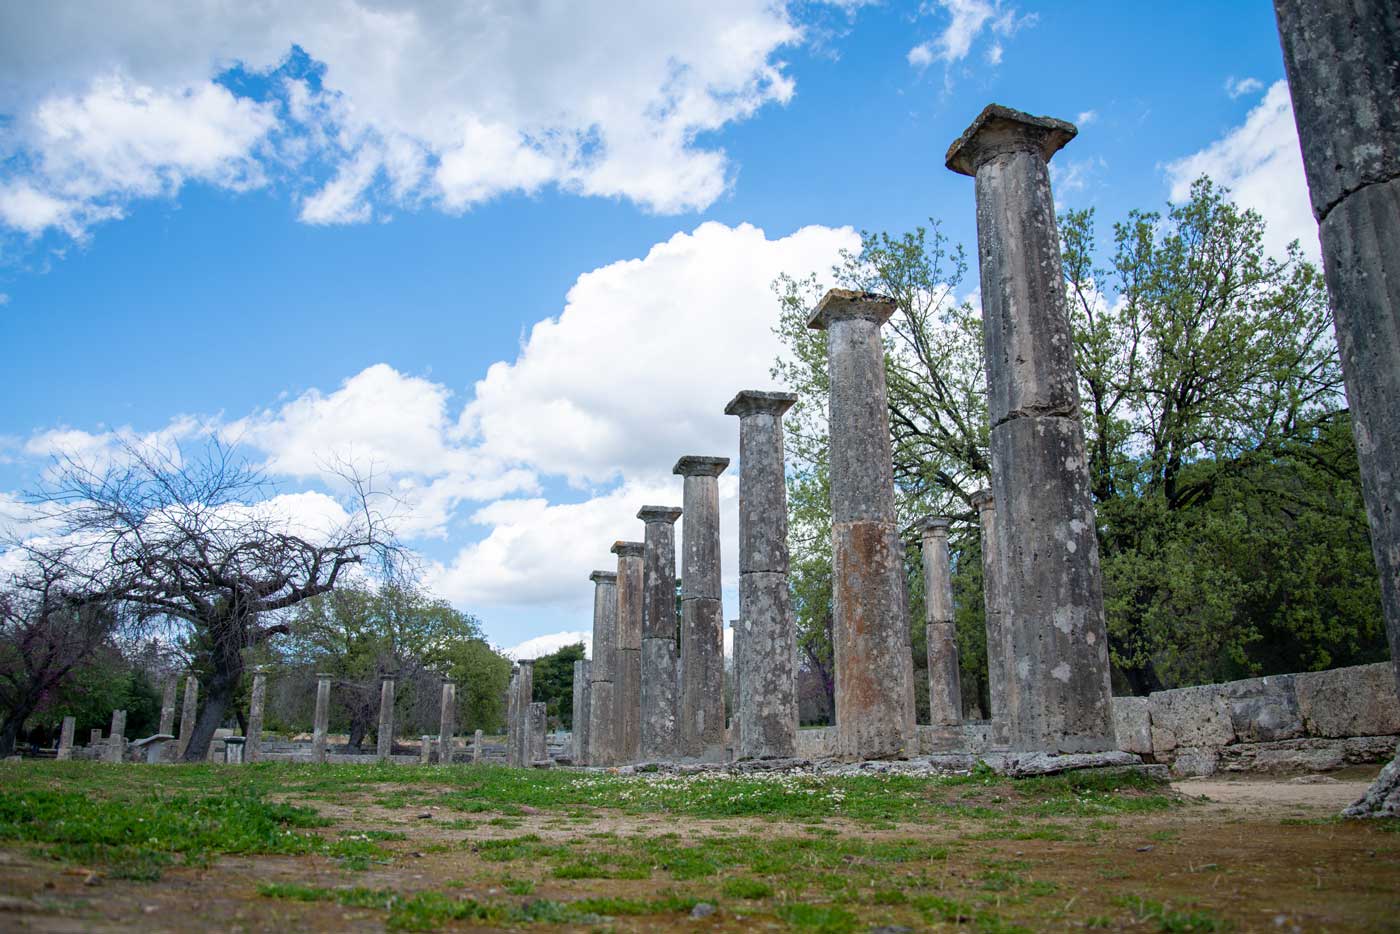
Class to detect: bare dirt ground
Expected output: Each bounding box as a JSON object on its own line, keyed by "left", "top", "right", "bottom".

{"left": 0, "top": 770, "right": 1397, "bottom": 933}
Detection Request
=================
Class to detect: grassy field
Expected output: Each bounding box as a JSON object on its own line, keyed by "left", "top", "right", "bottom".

{"left": 0, "top": 760, "right": 1396, "bottom": 932}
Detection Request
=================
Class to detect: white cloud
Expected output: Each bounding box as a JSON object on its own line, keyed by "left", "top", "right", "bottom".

{"left": 0, "top": 293, "right": 9, "bottom": 305}
{"left": 0, "top": 1, "right": 815, "bottom": 238}
{"left": 1224, "top": 76, "right": 1264, "bottom": 99}
{"left": 1076, "top": 110, "right": 1097, "bottom": 126}
{"left": 1164, "top": 80, "right": 1319, "bottom": 262}
{"left": 908, "top": 1, "right": 1030, "bottom": 72}
{"left": 505, "top": 631, "right": 592, "bottom": 662}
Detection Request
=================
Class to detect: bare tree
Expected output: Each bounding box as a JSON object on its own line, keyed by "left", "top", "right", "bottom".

{"left": 32, "top": 438, "right": 399, "bottom": 761}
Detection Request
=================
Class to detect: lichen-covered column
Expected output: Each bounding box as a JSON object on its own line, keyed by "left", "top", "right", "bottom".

{"left": 947, "top": 104, "right": 1115, "bottom": 753}
{"left": 916, "top": 517, "right": 962, "bottom": 727}
{"left": 376, "top": 673, "right": 396, "bottom": 761}
{"left": 572, "top": 658, "right": 592, "bottom": 763}
{"left": 971, "top": 490, "right": 1013, "bottom": 744}
{"left": 515, "top": 660, "right": 535, "bottom": 767}
{"left": 57, "top": 716, "right": 75, "bottom": 761}
{"left": 674, "top": 456, "right": 730, "bottom": 760}
{"left": 1273, "top": 0, "right": 1400, "bottom": 818}
{"left": 312, "top": 673, "right": 332, "bottom": 764}
{"left": 587, "top": 570, "right": 619, "bottom": 765}
{"left": 177, "top": 674, "right": 198, "bottom": 759}
{"left": 637, "top": 506, "right": 682, "bottom": 761}
{"left": 158, "top": 676, "right": 177, "bottom": 736}
{"left": 245, "top": 667, "right": 266, "bottom": 763}
{"left": 612, "top": 541, "right": 645, "bottom": 764}
{"left": 725, "top": 390, "right": 800, "bottom": 760}
{"left": 527, "top": 702, "right": 547, "bottom": 765}
{"left": 808, "top": 290, "right": 916, "bottom": 760}
{"left": 438, "top": 677, "right": 458, "bottom": 765}
{"left": 106, "top": 709, "right": 127, "bottom": 763}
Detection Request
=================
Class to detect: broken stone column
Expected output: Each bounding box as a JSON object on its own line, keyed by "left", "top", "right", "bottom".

{"left": 612, "top": 541, "right": 644, "bottom": 764}
{"left": 572, "top": 659, "right": 592, "bottom": 764}
{"left": 89, "top": 728, "right": 102, "bottom": 748}
{"left": 947, "top": 104, "right": 1115, "bottom": 753}
{"left": 1273, "top": 0, "right": 1400, "bottom": 818}
{"left": 527, "top": 702, "right": 547, "bottom": 765}
{"left": 506, "top": 666, "right": 520, "bottom": 766}
{"left": 224, "top": 736, "right": 245, "bottom": 764}
{"left": 376, "top": 673, "right": 396, "bottom": 761}
{"left": 419, "top": 735, "right": 432, "bottom": 765}
{"left": 247, "top": 667, "right": 266, "bottom": 764}
{"left": 808, "top": 291, "right": 916, "bottom": 760}
{"left": 177, "top": 675, "right": 198, "bottom": 759}
{"left": 158, "top": 677, "right": 177, "bottom": 736}
{"left": 438, "top": 677, "right": 458, "bottom": 765}
{"left": 674, "top": 455, "right": 730, "bottom": 760}
{"left": 57, "top": 716, "right": 75, "bottom": 761}
{"left": 917, "top": 517, "right": 962, "bottom": 727}
{"left": 312, "top": 673, "right": 332, "bottom": 764}
{"left": 972, "top": 489, "right": 1013, "bottom": 745}
{"left": 725, "top": 390, "right": 800, "bottom": 760}
{"left": 473, "top": 728, "right": 484, "bottom": 763}
{"left": 514, "top": 660, "right": 536, "bottom": 767}
{"left": 587, "top": 570, "right": 619, "bottom": 766}
{"left": 637, "top": 506, "right": 682, "bottom": 761}
{"left": 106, "top": 709, "right": 126, "bottom": 763}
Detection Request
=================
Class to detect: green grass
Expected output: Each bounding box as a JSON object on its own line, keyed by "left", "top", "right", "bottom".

{"left": 1117, "top": 895, "right": 1234, "bottom": 933}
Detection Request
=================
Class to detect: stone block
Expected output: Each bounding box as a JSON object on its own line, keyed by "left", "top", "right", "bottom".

{"left": 1295, "top": 663, "right": 1400, "bottom": 738}
{"left": 795, "top": 727, "right": 836, "bottom": 759}
{"left": 1111, "top": 696, "right": 1152, "bottom": 755}
{"left": 1170, "top": 747, "right": 1218, "bottom": 778}
{"left": 1148, "top": 685, "right": 1234, "bottom": 754}
{"left": 1219, "top": 674, "right": 1303, "bottom": 742}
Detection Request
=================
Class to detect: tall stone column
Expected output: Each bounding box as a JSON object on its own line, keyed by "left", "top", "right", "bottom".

{"left": 246, "top": 667, "right": 267, "bottom": 764}
{"left": 438, "top": 677, "right": 458, "bottom": 765}
{"left": 612, "top": 541, "right": 644, "bottom": 764}
{"left": 177, "top": 675, "right": 199, "bottom": 759}
{"left": 57, "top": 716, "right": 75, "bottom": 761}
{"left": 972, "top": 490, "right": 1013, "bottom": 744}
{"left": 808, "top": 291, "right": 916, "bottom": 760}
{"left": 1273, "top": 0, "right": 1400, "bottom": 818}
{"left": 506, "top": 666, "right": 520, "bottom": 766}
{"left": 312, "top": 673, "right": 332, "bottom": 764}
{"left": 637, "top": 506, "right": 682, "bottom": 761}
{"left": 673, "top": 455, "right": 730, "bottom": 760}
{"left": 947, "top": 105, "right": 1114, "bottom": 753}
{"left": 587, "top": 570, "right": 619, "bottom": 765}
{"left": 725, "top": 390, "right": 799, "bottom": 760}
{"left": 572, "top": 659, "right": 592, "bottom": 763}
{"left": 917, "top": 517, "right": 962, "bottom": 726}
{"left": 106, "top": 709, "right": 127, "bottom": 763}
{"left": 158, "top": 676, "right": 177, "bottom": 736}
{"left": 515, "top": 660, "right": 535, "bottom": 767}
{"left": 527, "top": 702, "right": 548, "bottom": 765}
{"left": 376, "top": 673, "right": 396, "bottom": 761}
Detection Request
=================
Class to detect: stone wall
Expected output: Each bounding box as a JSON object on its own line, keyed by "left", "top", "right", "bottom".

{"left": 1114, "top": 663, "right": 1400, "bottom": 776}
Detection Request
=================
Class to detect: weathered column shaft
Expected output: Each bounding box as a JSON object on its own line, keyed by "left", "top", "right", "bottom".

{"left": 312, "top": 674, "right": 332, "bottom": 764}
{"left": 674, "top": 456, "right": 729, "bottom": 760}
{"left": 473, "top": 728, "right": 484, "bottom": 763}
{"left": 376, "top": 675, "right": 396, "bottom": 761}
{"left": 527, "top": 702, "right": 547, "bottom": 765}
{"left": 158, "top": 677, "right": 177, "bottom": 736}
{"left": 572, "top": 659, "right": 592, "bottom": 763}
{"left": 515, "top": 661, "right": 535, "bottom": 767}
{"left": 246, "top": 668, "right": 266, "bottom": 764}
{"left": 57, "top": 716, "right": 75, "bottom": 761}
{"left": 612, "top": 541, "right": 644, "bottom": 764}
{"left": 419, "top": 735, "right": 432, "bottom": 766}
{"left": 809, "top": 291, "right": 915, "bottom": 760}
{"left": 918, "top": 517, "right": 962, "bottom": 727}
{"left": 438, "top": 679, "right": 457, "bottom": 764}
{"left": 506, "top": 667, "right": 520, "bottom": 766}
{"left": 638, "top": 506, "right": 682, "bottom": 761}
{"left": 106, "top": 709, "right": 127, "bottom": 763}
{"left": 947, "top": 105, "right": 1115, "bottom": 753}
{"left": 726, "top": 390, "right": 799, "bottom": 760}
{"left": 972, "top": 490, "right": 1013, "bottom": 742}
{"left": 89, "top": 728, "right": 103, "bottom": 747}
{"left": 587, "top": 571, "right": 619, "bottom": 765}
{"left": 177, "top": 675, "right": 198, "bottom": 758}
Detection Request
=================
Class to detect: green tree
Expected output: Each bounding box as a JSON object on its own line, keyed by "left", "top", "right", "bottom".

{"left": 529, "top": 642, "right": 586, "bottom": 728}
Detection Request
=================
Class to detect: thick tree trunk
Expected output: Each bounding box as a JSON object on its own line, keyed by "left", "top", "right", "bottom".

{"left": 183, "top": 664, "right": 238, "bottom": 762}
{"left": 0, "top": 714, "right": 25, "bottom": 759}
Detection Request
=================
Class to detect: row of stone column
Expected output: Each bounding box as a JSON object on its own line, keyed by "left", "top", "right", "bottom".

{"left": 506, "top": 660, "right": 547, "bottom": 767}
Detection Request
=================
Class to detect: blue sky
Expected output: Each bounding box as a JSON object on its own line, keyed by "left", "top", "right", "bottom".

{"left": 0, "top": 1, "right": 1317, "bottom": 657}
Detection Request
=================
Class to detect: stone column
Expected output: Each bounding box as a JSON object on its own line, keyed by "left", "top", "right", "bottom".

{"left": 376, "top": 673, "right": 396, "bottom": 761}
{"left": 515, "top": 660, "right": 535, "bottom": 767}
{"left": 506, "top": 666, "right": 520, "bottom": 766}
{"left": 438, "top": 677, "right": 457, "bottom": 765}
{"left": 725, "top": 390, "right": 800, "bottom": 760}
{"left": 473, "top": 729, "right": 484, "bottom": 763}
{"left": 158, "top": 677, "right": 178, "bottom": 736}
{"left": 1273, "top": 0, "right": 1400, "bottom": 818}
{"left": 587, "top": 570, "right": 619, "bottom": 765}
{"left": 972, "top": 490, "right": 1013, "bottom": 744}
{"left": 527, "top": 702, "right": 547, "bottom": 765}
{"left": 312, "top": 673, "right": 332, "bottom": 764}
{"left": 57, "top": 716, "right": 75, "bottom": 761}
{"left": 673, "top": 455, "right": 730, "bottom": 760}
{"left": 89, "top": 728, "right": 103, "bottom": 748}
{"left": 418, "top": 736, "right": 432, "bottom": 765}
{"left": 637, "top": 506, "right": 682, "bottom": 761}
{"left": 572, "top": 659, "right": 592, "bottom": 763}
{"left": 729, "top": 620, "right": 741, "bottom": 753}
{"left": 917, "top": 517, "right": 962, "bottom": 727}
{"left": 177, "top": 674, "right": 198, "bottom": 758}
{"left": 246, "top": 667, "right": 267, "bottom": 764}
{"left": 106, "top": 709, "right": 127, "bottom": 763}
{"left": 612, "top": 541, "right": 644, "bottom": 764}
{"left": 808, "top": 291, "right": 916, "bottom": 760}
{"left": 947, "top": 105, "right": 1115, "bottom": 753}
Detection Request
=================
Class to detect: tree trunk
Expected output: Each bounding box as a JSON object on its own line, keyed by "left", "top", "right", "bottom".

{"left": 0, "top": 694, "right": 41, "bottom": 758}
{"left": 183, "top": 664, "right": 238, "bottom": 762}
{"left": 347, "top": 716, "right": 369, "bottom": 753}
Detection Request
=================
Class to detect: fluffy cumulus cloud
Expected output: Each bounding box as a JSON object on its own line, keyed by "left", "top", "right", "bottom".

{"left": 907, "top": 0, "right": 1031, "bottom": 72}
{"left": 1164, "top": 80, "right": 1319, "bottom": 262}
{"left": 0, "top": 1, "right": 811, "bottom": 239}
